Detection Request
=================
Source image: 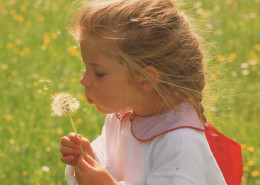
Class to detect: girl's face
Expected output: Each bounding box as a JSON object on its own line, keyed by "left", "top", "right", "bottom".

{"left": 79, "top": 35, "right": 143, "bottom": 114}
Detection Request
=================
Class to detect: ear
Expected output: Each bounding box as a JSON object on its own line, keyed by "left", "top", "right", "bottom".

{"left": 139, "top": 66, "right": 159, "bottom": 93}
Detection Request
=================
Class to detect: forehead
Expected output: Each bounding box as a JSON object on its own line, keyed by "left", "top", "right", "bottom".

{"left": 79, "top": 34, "right": 125, "bottom": 69}
{"left": 80, "top": 34, "right": 115, "bottom": 60}
{"left": 80, "top": 33, "right": 113, "bottom": 52}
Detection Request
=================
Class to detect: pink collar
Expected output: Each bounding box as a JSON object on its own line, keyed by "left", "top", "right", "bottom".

{"left": 116, "top": 103, "right": 205, "bottom": 142}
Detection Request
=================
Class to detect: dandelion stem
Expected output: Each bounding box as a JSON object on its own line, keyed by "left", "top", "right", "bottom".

{"left": 67, "top": 112, "right": 78, "bottom": 134}
{"left": 67, "top": 112, "right": 84, "bottom": 156}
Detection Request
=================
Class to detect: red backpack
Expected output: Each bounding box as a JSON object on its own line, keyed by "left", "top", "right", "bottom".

{"left": 204, "top": 123, "right": 243, "bottom": 185}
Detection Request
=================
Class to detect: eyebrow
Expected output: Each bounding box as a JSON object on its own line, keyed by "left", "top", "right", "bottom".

{"left": 81, "top": 58, "right": 101, "bottom": 69}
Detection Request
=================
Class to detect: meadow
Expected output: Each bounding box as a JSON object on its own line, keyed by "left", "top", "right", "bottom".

{"left": 0, "top": 0, "right": 259, "bottom": 184}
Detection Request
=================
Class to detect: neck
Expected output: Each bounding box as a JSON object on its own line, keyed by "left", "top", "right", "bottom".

{"left": 131, "top": 92, "right": 169, "bottom": 117}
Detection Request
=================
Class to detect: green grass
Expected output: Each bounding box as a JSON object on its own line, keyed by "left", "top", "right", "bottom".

{"left": 0, "top": 0, "right": 259, "bottom": 184}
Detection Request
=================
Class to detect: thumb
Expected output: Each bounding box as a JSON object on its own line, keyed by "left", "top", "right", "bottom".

{"left": 84, "top": 154, "right": 97, "bottom": 167}
{"left": 81, "top": 137, "right": 94, "bottom": 158}
{"left": 76, "top": 154, "right": 92, "bottom": 171}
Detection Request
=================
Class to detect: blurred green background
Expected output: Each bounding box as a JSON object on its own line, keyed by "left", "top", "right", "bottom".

{"left": 0, "top": 0, "right": 259, "bottom": 184}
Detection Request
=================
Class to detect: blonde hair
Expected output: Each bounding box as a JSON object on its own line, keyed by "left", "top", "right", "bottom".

{"left": 69, "top": 0, "right": 208, "bottom": 123}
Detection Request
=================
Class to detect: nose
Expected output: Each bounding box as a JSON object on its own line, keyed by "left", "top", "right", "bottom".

{"left": 80, "top": 73, "right": 91, "bottom": 87}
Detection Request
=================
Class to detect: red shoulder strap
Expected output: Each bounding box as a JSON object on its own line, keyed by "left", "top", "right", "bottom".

{"left": 204, "top": 123, "right": 243, "bottom": 185}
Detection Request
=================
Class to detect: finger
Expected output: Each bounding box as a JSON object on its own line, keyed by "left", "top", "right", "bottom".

{"left": 84, "top": 154, "right": 97, "bottom": 167}
{"left": 68, "top": 132, "right": 82, "bottom": 144}
{"left": 61, "top": 155, "right": 74, "bottom": 164}
{"left": 76, "top": 154, "right": 93, "bottom": 171}
{"left": 60, "top": 136, "right": 80, "bottom": 149}
{"left": 81, "top": 138, "right": 94, "bottom": 158}
{"left": 60, "top": 145, "right": 82, "bottom": 155}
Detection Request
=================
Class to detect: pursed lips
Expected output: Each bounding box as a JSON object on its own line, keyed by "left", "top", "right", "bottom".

{"left": 87, "top": 97, "right": 94, "bottom": 104}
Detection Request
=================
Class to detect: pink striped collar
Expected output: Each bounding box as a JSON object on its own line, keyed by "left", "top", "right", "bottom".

{"left": 116, "top": 103, "right": 205, "bottom": 141}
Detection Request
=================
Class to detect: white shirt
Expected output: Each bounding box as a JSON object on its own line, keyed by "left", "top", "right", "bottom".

{"left": 65, "top": 103, "right": 227, "bottom": 185}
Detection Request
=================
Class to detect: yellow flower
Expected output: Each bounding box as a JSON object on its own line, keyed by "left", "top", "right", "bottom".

{"left": 20, "top": 51, "right": 25, "bottom": 56}
{"left": 43, "top": 34, "right": 50, "bottom": 45}
{"left": 241, "top": 144, "right": 247, "bottom": 149}
{"left": 215, "top": 70, "right": 221, "bottom": 76}
{"left": 14, "top": 14, "right": 24, "bottom": 22}
{"left": 212, "top": 95, "right": 218, "bottom": 101}
{"left": 53, "top": 93, "right": 59, "bottom": 97}
{"left": 76, "top": 118, "right": 83, "bottom": 124}
{"left": 255, "top": 0, "right": 260, "bottom": 3}
{"left": 15, "top": 39, "right": 22, "bottom": 45}
{"left": 247, "top": 161, "right": 255, "bottom": 166}
{"left": 56, "top": 129, "right": 63, "bottom": 135}
{"left": 14, "top": 49, "right": 19, "bottom": 54}
{"left": 41, "top": 45, "right": 47, "bottom": 51}
{"left": 51, "top": 33, "right": 58, "bottom": 39}
{"left": 11, "top": 70, "right": 17, "bottom": 76}
{"left": 2, "top": 64, "right": 8, "bottom": 70}
{"left": 70, "top": 78, "right": 76, "bottom": 83}
{"left": 6, "top": 115, "right": 13, "bottom": 121}
{"left": 37, "top": 15, "right": 44, "bottom": 22}
{"left": 228, "top": 53, "right": 236, "bottom": 62}
{"left": 247, "top": 146, "right": 255, "bottom": 152}
{"left": 217, "top": 55, "right": 225, "bottom": 62}
{"left": 23, "top": 1, "right": 30, "bottom": 6}
{"left": 68, "top": 46, "right": 80, "bottom": 57}
{"left": 23, "top": 47, "right": 30, "bottom": 53}
{"left": 52, "top": 4, "right": 58, "bottom": 12}
{"left": 7, "top": 0, "right": 16, "bottom": 6}
{"left": 254, "top": 44, "right": 260, "bottom": 51}
{"left": 65, "top": 3, "right": 71, "bottom": 9}
{"left": 211, "top": 74, "right": 217, "bottom": 80}
{"left": 7, "top": 77, "right": 12, "bottom": 82}
{"left": 10, "top": 9, "right": 16, "bottom": 15}
{"left": 80, "top": 96, "right": 85, "bottom": 101}
{"left": 20, "top": 5, "right": 28, "bottom": 12}
{"left": 22, "top": 171, "right": 28, "bottom": 176}
{"left": 6, "top": 43, "right": 15, "bottom": 49}
{"left": 33, "top": 81, "right": 39, "bottom": 87}
{"left": 243, "top": 166, "right": 249, "bottom": 172}
{"left": 252, "top": 170, "right": 259, "bottom": 177}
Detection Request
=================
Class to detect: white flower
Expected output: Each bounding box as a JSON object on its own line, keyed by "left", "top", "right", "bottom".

{"left": 240, "top": 63, "right": 249, "bottom": 69}
{"left": 51, "top": 93, "right": 80, "bottom": 117}
{"left": 241, "top": 70, "right": 250, "bottom": 76}
{"left": 42, "top": 166, "right": 50, "bottom": 172}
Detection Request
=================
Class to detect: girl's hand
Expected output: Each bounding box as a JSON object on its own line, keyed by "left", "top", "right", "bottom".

{"left": 60, "top": 132, "right": 94, "bottom": 166}
{"left": 75, "top": 154, "right": 118, "bottom": 185}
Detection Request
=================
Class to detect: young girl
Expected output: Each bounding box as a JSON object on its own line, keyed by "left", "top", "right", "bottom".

{"left": 60, "top": 0, "right": 243, "bottom": 184}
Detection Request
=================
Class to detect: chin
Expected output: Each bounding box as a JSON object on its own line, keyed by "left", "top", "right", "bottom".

{"left": 96, "top": 106, "right": 115, "bottom": 115}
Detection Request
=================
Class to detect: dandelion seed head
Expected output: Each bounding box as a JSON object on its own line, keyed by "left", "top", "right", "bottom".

{"left": 51, "top": 93, "right": 80, "bottom": 117}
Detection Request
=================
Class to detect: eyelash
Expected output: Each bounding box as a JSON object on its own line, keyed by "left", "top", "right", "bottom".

{"left": 95, "top": 72, "right": 105, "bottom": 77}
{"left": 83, "top": 66, "right": 105, "bottom": 77}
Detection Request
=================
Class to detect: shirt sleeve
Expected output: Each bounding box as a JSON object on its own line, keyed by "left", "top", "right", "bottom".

{"left": 65, "top": 165, "right": 78, "bottom": 185}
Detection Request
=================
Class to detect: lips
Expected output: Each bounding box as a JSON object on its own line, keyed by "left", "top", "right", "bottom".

{"left": 87, "top": 97, "right": 94, "bottom": 104}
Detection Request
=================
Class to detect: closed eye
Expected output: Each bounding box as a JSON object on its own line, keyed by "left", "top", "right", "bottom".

{"left": 95, "top": 72, "right": 106, "bottom": 77}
